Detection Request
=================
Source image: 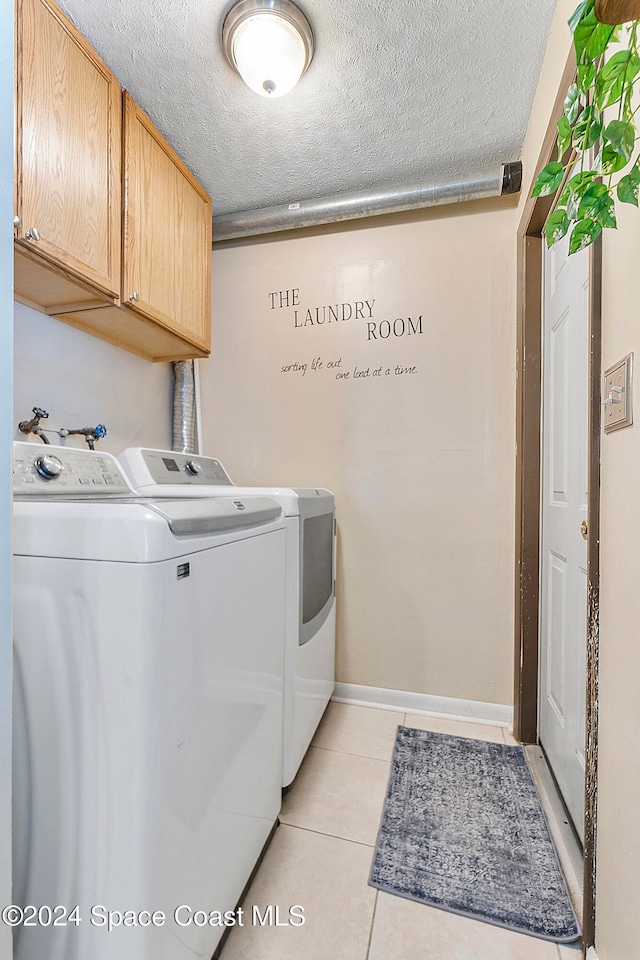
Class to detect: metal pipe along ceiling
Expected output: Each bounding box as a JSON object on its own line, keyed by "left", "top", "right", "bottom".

{"left": 212, "top": 162, "right": 522, "bottom": 242}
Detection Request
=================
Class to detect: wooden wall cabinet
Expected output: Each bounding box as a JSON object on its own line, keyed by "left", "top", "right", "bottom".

{"left": 14, "top": 0, "right": 212, "bottom": 362}
{"left": 121, "top": 93, "right": 211, "bottom": 355}
{"left": 15, "top": 0, "right": 121, "bottom": 307}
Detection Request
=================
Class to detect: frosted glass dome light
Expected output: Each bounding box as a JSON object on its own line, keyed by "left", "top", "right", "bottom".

{"left": 223, "top": 0, "right": 314, "bottom": 99}
{"left": 231, "top": 15, "right": 305, "bottom": 97}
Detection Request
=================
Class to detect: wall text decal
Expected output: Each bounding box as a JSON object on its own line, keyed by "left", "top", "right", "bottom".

{"left": 280, "top": 356, "right": 418, "bottom": 381}
{"left": 268, "top": 288, "right": 424, "bottom": 342}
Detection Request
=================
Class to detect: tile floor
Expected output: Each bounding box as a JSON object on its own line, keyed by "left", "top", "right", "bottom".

{"left": 220, "top": 702, "right": 583, "bottom": 960}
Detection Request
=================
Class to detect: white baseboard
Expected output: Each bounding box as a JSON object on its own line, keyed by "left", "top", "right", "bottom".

{"left": 332, "top": 682, "right": 513, "bottom": 728}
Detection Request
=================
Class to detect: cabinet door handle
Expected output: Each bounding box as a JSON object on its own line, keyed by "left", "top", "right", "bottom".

{"left": 129, "top": 292, "right": 140, "bottom": 302}
{"left": 13, "top": 217, "right": 22, "bottom": 230}
{"left": 25, "top": 227, "right": 40, "bottom": 241}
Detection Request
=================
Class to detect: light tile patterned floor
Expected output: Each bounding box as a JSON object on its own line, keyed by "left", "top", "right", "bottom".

{"left": 220, "top": 702, "right": 582, "bottom": 960}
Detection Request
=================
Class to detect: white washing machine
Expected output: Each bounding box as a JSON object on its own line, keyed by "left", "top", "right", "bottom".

{"left": 12, "top": 441, "right": 286, "bottom": 959}
{"left": 119, "top": 448, "right": 336, "bottom": 787}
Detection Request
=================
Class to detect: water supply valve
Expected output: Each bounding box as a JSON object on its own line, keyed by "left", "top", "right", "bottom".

{"left": 18, "top": 407, "right": 50, "bottom": 444}
{"left": 58, "top": 424, "right": 108, "bottom": 451}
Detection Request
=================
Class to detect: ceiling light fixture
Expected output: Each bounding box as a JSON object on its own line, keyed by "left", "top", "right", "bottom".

{"left": 222, "top": 0, "right": 314, "bottom": 99}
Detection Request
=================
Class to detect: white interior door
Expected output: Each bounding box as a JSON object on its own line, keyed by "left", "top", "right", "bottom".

{"left": 539, "top": 231, "right": 589, "bottom": 844}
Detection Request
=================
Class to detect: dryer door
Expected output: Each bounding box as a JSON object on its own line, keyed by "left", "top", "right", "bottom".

{"left": 296, "top": 492, "right": 335, "bottom": 647}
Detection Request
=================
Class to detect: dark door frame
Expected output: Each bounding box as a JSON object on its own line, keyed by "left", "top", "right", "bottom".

{"left": 513, "top": 51, "right": 600, "bottom": 953}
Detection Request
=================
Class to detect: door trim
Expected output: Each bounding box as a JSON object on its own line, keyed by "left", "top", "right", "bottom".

{"left": 514, "top": 50, "right": 600, "bottom": 953}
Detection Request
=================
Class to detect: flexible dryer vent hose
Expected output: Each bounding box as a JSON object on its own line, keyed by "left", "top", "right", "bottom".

{"left": 172, "top": 360, "right": 197, "bottom": 454}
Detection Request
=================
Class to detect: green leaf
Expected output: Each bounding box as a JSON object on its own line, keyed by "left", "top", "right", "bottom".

{"left": 564, "top": 83, "right": 581, "bottom": 124}
{"left": 617, "top": 164, "right": 640, "bottom": 205}
{"left": 577, "top": 60, "right": 596, "bottom": 94}
{"left": 545, "top": 209, "right": 571, "bottom": 247}
{"left": 563, "top": 170, "right": 598, "bottom": 218}
{"left": 573, "top": 7, "right": 598, "bottom": 57}
{"left": 595, "top": 51, "right": 640, "bottom": 110}
{"left": 600, "top": 144, "right": 627, "bottom": 176}
{"left": 566, "top": 170, "right": 598, "bottom": 192}
{"left": 577, "top": 182, "right": 617, "bottom": 228}
{"left": 569, "top": 0, "right": 595, "bottom": 33}
{"left": 567, "top": 192, "right": 580, "bottom": 220}
{"left": 603, "top": 119, "right": 636, "bottom": 163}
{"left": 531, "top": 161, "right": 565, "bottom": 198}
{"left": 569, "top": 218, "right": 602, "bottom": 254}
{"left": 579, "top": 181, "right": 608, "bottom": 200}
{"left": 575, "top": 14, "right": 615, "bottom": 62}
{"left": 573, "top": 105, "right": 603, "bottom": 150}
{"left": 587, "top": 22, "right": 616, "bottom": 60}
{"left": 557, "top": 116, "right": 572, "bottom": 159}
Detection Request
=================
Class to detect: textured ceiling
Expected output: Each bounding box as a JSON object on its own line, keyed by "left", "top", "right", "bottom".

{"left": 58, "top": 0, "right": 557, "bottom": 218}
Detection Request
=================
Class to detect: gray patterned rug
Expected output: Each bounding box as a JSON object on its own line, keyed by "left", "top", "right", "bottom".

{"left": 369, "top": 727, "right": 581, "bottom": 943}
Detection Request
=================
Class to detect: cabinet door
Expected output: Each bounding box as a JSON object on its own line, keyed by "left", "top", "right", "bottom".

{"left": 16, "top": 0, "right": 121, "bottom": 299}
{"left": 123, "top": 93, "right": 211, "bottom": 351}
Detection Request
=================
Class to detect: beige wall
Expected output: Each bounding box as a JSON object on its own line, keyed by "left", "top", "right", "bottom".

{"left": 594, "top": 194, "right": 640, "bottom": 960}
{"left": 518, "top": 0, "right": 576, "bottom": 203}
{"left": 201, "top": 200, "right": 517, "bottom": 706}
{"left": 519, "top": 2, "right": 640, "bottom": 956}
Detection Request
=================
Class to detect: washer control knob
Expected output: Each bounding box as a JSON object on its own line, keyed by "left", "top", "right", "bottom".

{"left": 185, "top": 461, "right": 202, "bottom": 476}
{"left": 35, "top": 454, "right": 64, "bottom": 480}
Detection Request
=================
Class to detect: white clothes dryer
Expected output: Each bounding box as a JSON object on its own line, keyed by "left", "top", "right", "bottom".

{"left": 118, "top": 448, "right": 336, "bottom": 787}
{"left": 12, "top": 442, "right": 286, "bottom": 960}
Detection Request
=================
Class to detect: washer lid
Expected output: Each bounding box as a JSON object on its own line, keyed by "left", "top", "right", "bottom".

{"left": 147, "top": 497, "right": 282, "bottom": 536}
{"left": 13, "top": 497, "right": 285, "bottom": 562}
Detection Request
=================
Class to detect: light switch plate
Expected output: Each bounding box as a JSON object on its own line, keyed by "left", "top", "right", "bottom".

{"left": 603, "top": 352, "right": 633, "bottom": 433}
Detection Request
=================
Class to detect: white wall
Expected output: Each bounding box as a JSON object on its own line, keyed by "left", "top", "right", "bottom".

{"left": 14, "top": 303, "right": 174, "bottom": 455}
{"left": 1, "top": 0, "right": 14, "bottom": 951}
{"left": 201, "top": 199, "right": 518, "bottom": 708}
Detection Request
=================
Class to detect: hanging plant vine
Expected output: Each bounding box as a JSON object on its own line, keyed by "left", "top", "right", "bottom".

{"left": 532, "top": 0, "right": 640, "bottom": 253}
